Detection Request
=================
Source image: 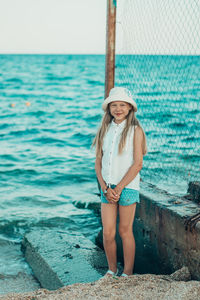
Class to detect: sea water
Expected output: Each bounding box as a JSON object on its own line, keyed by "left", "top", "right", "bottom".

{"left": 0, "top": 54, "right": 199, "bottom": 293}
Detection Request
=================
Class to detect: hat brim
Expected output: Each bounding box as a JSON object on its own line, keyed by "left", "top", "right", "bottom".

{"left": 102, "top": 95, "right": 137, "bottom": 112}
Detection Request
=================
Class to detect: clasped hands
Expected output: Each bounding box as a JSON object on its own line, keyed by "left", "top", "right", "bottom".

{"left": 106, "top": 185, "right": 123, "bottom": 204}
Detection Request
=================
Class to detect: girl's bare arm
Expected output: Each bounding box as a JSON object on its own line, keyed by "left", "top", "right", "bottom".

{"left": 95, "top": 154, "right": 107, "bottom": 191}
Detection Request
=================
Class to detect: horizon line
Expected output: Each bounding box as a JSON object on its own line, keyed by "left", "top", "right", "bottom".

{"left": 0, "top": 52, "right": 199, "bottom": 56}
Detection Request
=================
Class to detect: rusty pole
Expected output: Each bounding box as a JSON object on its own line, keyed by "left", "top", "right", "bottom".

{"left": 105, "top": 0, "right": 117, "bottom": 99}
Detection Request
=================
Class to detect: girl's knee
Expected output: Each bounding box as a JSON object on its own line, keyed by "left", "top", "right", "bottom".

{"left": 103, "top": 229, "right": 116, "bottom": 242}
{"left": 118, "top": 225, "right": 133, "bottom": 239}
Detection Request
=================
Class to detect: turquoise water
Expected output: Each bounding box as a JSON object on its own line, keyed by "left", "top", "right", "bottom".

{"left": 0, "top": 54, "right": 199, "bottom": 291}
{"left": 0, "top": 54, "right": 104, "bottom": 240}
{"left": 0, "top": 54, "right": 104, "bottom": 291}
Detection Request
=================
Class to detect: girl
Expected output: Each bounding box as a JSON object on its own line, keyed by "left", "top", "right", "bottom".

{"left": 93, "top": 87, "right": 147, "bottom": 277}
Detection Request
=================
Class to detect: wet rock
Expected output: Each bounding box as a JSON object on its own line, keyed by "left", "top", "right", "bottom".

{"left": 186, "top": 181, "right": 200, "bottom": 204}
{"left": 72, "top": 200, "right": 101, "bottom": 215}
{"left": 22, "top": 229, "right": 107, "bottom": 290}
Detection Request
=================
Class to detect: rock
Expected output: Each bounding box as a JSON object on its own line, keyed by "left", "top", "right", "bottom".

{"left": 72, "top": 200, "right": 101, "bottom": 215}
{"left": 187, "top": 181, "right": 200, "bottom": 204}
{"left": 22, "top": 229, "right": 107, "bottom": 290}
{"left": 169, "top": 266, "right": 191, "bottom": 281}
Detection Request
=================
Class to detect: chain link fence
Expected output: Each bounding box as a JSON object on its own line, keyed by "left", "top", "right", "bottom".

{"left": 115, "top": 0, "right": 200, "bottom": 196}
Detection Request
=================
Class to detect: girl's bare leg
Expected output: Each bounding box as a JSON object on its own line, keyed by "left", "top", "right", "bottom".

{"left": 101, "top": 203, "right": 118, "bottom": 273}
{"left": 118, "top": 203, "right": 137, "bottom": 275}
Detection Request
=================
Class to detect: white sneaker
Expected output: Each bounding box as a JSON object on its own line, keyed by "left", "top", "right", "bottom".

{"left": 105, "top": 269, "right": 118, "bottom": 276}
{"left": 121, "top": 273, "right": 129, "bottom": 277}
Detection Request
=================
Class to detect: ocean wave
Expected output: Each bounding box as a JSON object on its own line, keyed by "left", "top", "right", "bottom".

{"left": 45, "top": 75, "right": 73, "bottom": 81}
{"left": 5, "top": 128, "right": 40, "bottom": 138}
{"left": 24, "top": 110, "right": 46, "bottom": 117}
{"left": 181, "top": 154, "right": 200, "bottom": 161}
{"left": 5, "top": 78, "right": 23, "bottom": 84}
{"left": 13, "top": 195, "right": 68, "bottom": 207}
{"left": 0, "top": 123, "right": 13, "bottom": 130}
{"left": 0, "top": 168, "right": 39, "bottom": 178}
{"left": 87, "top": 79, "right": 104, "bottom": 86}
{"left": 32, "top": 173, "right": 92, "bottom": 186}
{"left": 169, "top": 122, "right": 187, "bottom": 128}
{"left": 0, "top": 154, "right": 19, "bottom": 162}
{"left": 0, "top": 217, "right": 75, "bottom": 240}
{"left": 31, "top": 136, "right": 67, "bottom": 146}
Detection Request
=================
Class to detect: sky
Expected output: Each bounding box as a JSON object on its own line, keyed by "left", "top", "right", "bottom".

{"left": 0, "top": 0, "right": 107, "bottom": 54}
{"left": 0, "top": 0, "right": 200, "bottom": 54}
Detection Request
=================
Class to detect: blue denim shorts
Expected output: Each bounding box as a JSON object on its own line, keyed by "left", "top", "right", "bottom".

{"left": 101, "top": 184, "right": 140, "bottom": 206}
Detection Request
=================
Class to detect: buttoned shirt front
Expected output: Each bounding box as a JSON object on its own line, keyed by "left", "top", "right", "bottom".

{"left": 101, "top": 119, "right": 140, "bottom": 190}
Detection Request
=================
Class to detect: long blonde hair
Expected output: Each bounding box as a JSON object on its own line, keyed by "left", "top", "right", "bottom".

{"left": 92, "top": 106, "right": 147, "bottom": 158}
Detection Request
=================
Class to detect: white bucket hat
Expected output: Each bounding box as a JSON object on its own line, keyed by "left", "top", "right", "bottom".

{"left": 102, "top": 87, "right": 137, "bottom": 112}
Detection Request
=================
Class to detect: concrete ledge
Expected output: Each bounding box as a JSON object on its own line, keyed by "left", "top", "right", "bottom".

{"left": 22, "top": 229, "right": 107, "bottom": 290}
{"left": 76, "top": 182, "right": 200, "bottom": 280}
{"left": 136, "top": 182, "right": 200, "bottom": 280}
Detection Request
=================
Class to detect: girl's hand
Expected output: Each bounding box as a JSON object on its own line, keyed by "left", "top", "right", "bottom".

{"left": 113, "top": 185, "right": 123, "bottom": 198}
{"left": 106, "top": 188, "right": 120, "bottom": 204}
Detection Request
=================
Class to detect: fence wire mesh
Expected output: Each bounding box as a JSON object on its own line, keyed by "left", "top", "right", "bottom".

{"left": 115, "top": 0, "right": 200, "bottom": 196}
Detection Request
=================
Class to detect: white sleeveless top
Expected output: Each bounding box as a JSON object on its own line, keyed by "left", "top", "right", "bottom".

{"left": 101, "top": 119, "right": 140, "bottom": 190}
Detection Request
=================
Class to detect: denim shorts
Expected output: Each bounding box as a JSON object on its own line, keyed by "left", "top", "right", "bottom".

{"left": 101, "top": 184, "right": 140, "bottom": 206}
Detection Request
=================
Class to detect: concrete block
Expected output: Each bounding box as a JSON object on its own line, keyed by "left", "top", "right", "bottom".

{"left": 22, "top": 229, "right": 107, "bottom": 290}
